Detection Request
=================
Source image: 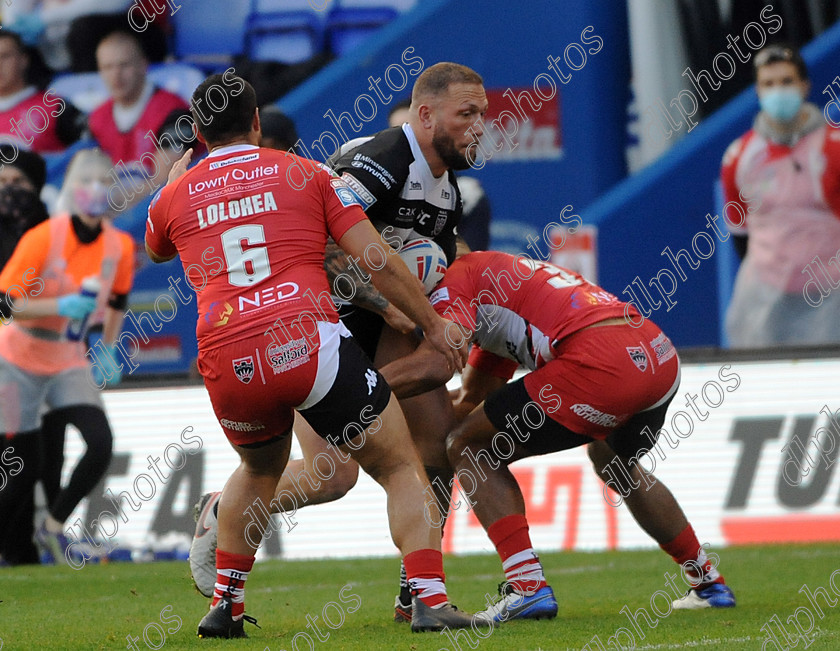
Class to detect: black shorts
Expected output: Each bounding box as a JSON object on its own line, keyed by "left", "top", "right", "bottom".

{"left": 297, "top": 331, "right": 391, "bottom": 446}
{"left": 483, "top": 379, "right": 678, "bottom": 459}
{"left": 337, "top": 303, "right": 384, "bottom": 361}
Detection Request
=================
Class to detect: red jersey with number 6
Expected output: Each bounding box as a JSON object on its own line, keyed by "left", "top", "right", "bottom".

{"left": 145, "top": 144, "right": 368, "bottom": 351}
{"left": 429, "top": 251, "right": 641, "bottom": 371}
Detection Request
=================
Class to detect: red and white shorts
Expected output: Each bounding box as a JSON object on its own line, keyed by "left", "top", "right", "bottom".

{"left": 483, "top": 319, "right": 680, "bottom": 457}
{"left": 197, "top": 321, "right": 391, "bottom": 447}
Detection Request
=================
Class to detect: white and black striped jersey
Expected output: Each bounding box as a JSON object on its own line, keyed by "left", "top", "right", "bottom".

{"left": 329, "top": 123, "right": 462, "bottom": 263}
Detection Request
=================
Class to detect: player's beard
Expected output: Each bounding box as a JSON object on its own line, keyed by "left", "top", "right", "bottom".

{"left": 432, "top": 124, "right": 471, "bottom": 171}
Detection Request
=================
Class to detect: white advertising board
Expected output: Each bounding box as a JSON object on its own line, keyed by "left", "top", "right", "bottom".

{"left": 60, "top": 357, "right": 840, "bottom": 562}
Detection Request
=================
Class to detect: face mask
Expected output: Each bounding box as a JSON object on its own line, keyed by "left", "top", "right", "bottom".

{"left": 759, "top": 88, "right": 803, "bottom": 123}
{"left": 73, "top": 182, "right": 110, "bottom": 217}
{"left": 0, "top": 185, "right": 48, "bottom": 234}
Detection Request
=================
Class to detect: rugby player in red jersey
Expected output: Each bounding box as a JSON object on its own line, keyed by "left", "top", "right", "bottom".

{"left": 145, "top": 73, "right": 487, "bottom": 638}
{"left": 381, "top": 251, "right": 737, "bottom": 621}
{"left": 189, "top": 63, "right": 491, "bottom": 624}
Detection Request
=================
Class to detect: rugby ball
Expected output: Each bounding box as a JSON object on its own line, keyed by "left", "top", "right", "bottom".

{"left": 398, "top": 238, "right": 448, "bottom": 294}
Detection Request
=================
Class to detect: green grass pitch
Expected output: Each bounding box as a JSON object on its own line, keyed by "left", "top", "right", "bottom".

{"left": 2, "top": 543, "right": 839, "bottom": 650}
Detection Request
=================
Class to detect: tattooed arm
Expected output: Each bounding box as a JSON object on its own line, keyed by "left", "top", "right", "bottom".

{"left": 324, "top": 239, "right": 416, "bottom": 334}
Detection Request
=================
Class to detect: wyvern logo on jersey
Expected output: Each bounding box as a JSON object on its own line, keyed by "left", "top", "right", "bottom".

{"left": 626, "top": 346, "right": 648, "bottom": 372}
{"left": 196, "top": 191, "right": 278, "bottom": 229}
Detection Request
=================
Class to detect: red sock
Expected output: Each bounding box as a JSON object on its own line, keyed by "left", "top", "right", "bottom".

{"left": 660, "top": 524, "right": 724, "bottom": 589}
{"left": 487, "top": 514, "right": 547, "bottom": 595}
{"left": 403, "top": 549, "right": 447, "bottom": 608}
{"left": 213, "top": 549, "right": 255, "bottom": 619}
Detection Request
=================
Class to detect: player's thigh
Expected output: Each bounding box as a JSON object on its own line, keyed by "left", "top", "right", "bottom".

{"left": 342, "top": 393, "right": 425, "bottom": 479}
{"left": 447, "top": 402, "right": 531, "bottom": 466}
{"left": 376, "top": 324, "right": 453, "bottom": 453}
{"left": 483, "top": 376, "right": 594, "bottom": 458}
{"left": 398, "top": 385, "right": 454, "bottom": 458}
{"left": 232, "top": 429, "right": 293, "bottom": 476}
{"left": 292, "top": 411, "right": 359, "bottom": 482}
{"left": 373, "top": 323, "right": 419, "bottom": 366}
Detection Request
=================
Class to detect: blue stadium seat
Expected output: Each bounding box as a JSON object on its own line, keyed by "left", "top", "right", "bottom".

{"left": 49, "top": 72, "right": 106, "bottom": 114}
{"left": 148, "top": 63, "right": 206, "bottom": 104}
{"left": 245, "top": 12, "right": 324, "bottom": 63}
{"left": 172, "top": 0, "right": 249, "bottom": 69}
{"left": 253, "top": 0, "right": 334, "bottom": 12}
{"left": 325, "top": 6, "right": 398, "bottom": 56}
{"left": 50, "top": 63, "right": 205, "bottom": 115}
{"left": 336, "top": 0, "right": 415, "bottom": 8}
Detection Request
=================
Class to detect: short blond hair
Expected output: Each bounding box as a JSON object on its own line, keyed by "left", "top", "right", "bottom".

{"left": 411, "top": 62, "right": 483, "bottom": 104}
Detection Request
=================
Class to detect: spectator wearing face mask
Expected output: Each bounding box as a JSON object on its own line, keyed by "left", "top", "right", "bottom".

{"left": 0, "top": 146, "right": 48, "bottom": 565}
{"left": 0, "top": 147, "right": 134, "bottom": 565}
{"left": 721, "top": 44, "right": 840, "bottom": 347}
{"left": 0, "top": 145, "right": 49, "bottom": 268}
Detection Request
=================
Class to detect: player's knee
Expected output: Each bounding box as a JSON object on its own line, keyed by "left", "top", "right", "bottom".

{"left": 316, "top": 461, "right": 359, "bottom": 500}
{"left": 445, "top": 428, "right": 468, "bottom": 467}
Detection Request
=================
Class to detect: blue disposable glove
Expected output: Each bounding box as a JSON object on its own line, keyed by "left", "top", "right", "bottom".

{"left": 87, "top": 332, "right": 123, "bottom": 389}
{"left": 91, "top": 358, "right": 122, "bottom": 388}
{"left": 57, "top": 294, "right": 97, "bottom": 320}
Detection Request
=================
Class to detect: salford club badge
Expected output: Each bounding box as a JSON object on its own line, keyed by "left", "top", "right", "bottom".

{"left": 626, "top": 346, "right": 648, "bottom": 372}
{"left": 232, "top": 356, "right": 255, "bottom": 384}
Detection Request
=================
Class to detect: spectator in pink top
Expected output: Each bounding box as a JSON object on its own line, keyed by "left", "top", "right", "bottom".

{"left": 88, "top": 30, "right": 187, "bottom": 172}
{"left": 721, "top": 44, "right": 840, "bottom": 346}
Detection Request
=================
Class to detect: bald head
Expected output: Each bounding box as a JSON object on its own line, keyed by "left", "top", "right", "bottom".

{"left": 96, "top": 32, "right": 148, "bottom": 107}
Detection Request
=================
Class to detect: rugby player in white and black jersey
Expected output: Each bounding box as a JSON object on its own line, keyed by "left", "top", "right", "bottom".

{"left": 189, "top": 63, "right": 490, "bottom": 623}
